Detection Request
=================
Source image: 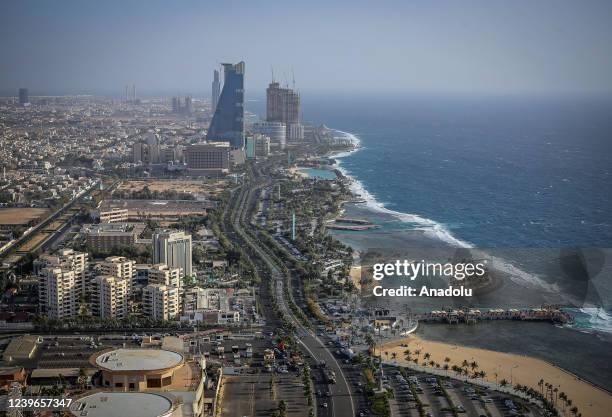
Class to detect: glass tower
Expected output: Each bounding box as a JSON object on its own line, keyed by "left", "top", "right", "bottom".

{"left": 207, "top": 61, "right": 245, "bottom": 149}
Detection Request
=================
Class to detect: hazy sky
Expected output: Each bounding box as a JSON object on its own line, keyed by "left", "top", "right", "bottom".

{"left": 1, "top": 0, "right": 612, "bottom": 97}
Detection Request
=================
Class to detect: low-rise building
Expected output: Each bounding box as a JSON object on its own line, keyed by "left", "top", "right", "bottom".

{"left": 83, "top": 223, "right": 146, "bottom": 252}
{"left": 185, "top": 142, "right": 230, "bottom": 175}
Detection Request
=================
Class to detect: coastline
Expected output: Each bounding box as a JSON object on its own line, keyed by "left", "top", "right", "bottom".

{"left": 323, "top": 129, "right": 612, "bottom": 403}
{"left": 379, "top": 335, "right": 612, "bottom": 417}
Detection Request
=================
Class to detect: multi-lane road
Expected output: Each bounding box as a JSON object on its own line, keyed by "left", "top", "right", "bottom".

{"left": 224, "top": 173, "right": 357, "bottom": 417}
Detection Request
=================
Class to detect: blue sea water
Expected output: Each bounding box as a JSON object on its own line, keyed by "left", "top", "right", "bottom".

{"left": 303, "top": 93, "right": 612, "bottom": 248}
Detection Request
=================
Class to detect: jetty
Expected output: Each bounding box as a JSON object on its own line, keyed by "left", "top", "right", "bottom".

{"left": 416, "top": 306, "right": 571, "bottom": 325}
{"left": 326, "top": 217, "right": 380, "bottom": 231}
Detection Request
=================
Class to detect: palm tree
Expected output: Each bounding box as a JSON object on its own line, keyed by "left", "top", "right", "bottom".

{"left": 559, "top": 392, "right": 567, "bottom": 412}
{"left": 415, "top": 349, "right": 422, "bottom": 363}
{"left": 500, "top": 379, "right": 508, "bottom": 388}
{"left": 391, "top": 352, "right": 397, "bottom": 363}
{"left": 279, "top": 400, "right": 288, "bottom": 417}
{"left": 424, "top": 352, "right": 431, "bottom": 361}
{"left": 461, "top": 359, "right": 469, "bottom": 370}
{"left": 538, "top": 379, "right": 544, "bottom": 397}
{"left": 470, "top": 361, "right": 478, "bottom": 372}
{"left": 444, "top": 357, "right": 451, "bottom": 365}
{"left": 570, "top": 406, "right": 578, "bottom": 417}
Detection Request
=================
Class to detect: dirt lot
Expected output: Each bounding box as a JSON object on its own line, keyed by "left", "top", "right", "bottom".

{"left": 0, "top": 208, "right": 49, "bottom": 225}
{"left": 118, "top": 179, "right": 226, "bottom": 196}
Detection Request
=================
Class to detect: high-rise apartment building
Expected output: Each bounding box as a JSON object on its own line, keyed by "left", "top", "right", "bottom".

{"left": 91, "top": 275, "right": 129, "bottom": 319}
{"left": 207, "top": 62, "right": 245, "bottom": 149}
{"left": 38, "top": 267, "right": 78, "bottom": 319}
{"left": 35, "top": 249, "right": 88, "bottom": 297}
{"left": 152, "top": 230, "right": 192, "bottom": 278}
{"left": 98, "top": 256, "right": 136, "bottom": 292}
{"left": 211, "top": 69, "right": 220, "bottom": 112}
{"left": 143, "top": 284, "right": 179, "bottom": 320}
{"left": 145, "top": 263, "right": 183, "bottom": 289}
{"left": 18, "top": 88, "right": 29, "bottom": 105}
{"left": 35, "top": 249, "right": 89, "bottom": 319}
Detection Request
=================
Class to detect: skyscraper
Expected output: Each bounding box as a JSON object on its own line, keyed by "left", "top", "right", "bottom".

{"left": 211, "top": 69, "right": 220, "bottom": 112}
{"left": 184, "top": 96, "right": 193, "bottom": 115}
{"left": 207, "top": 61, "right": 245, "bottom": 149}
{"left": 18, "top": 88, "right": 29, "bottom": 105}
{"left": 152, "top": 230, "right": 192, "bottom": 278}
{"left": 266, "top": 82, "right": 303, "bottom": 141}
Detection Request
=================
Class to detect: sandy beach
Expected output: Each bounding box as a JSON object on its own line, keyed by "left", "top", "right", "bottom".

{"left": 379, "top": 335, "right": 612, "bottom": 417}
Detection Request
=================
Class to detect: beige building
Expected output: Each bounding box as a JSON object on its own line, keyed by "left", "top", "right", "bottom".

{"left": 83, "top": 223, "right": 145, "bottom": 252}
{"left": 75, "top": 348, "right": 206, "bottom": 417}
{"left": 98, "top": 256, "right": 137, "bottom": 291}
{"left": 95, "top": 207, "right": 129, "bottom": 223}
{"left": 145, "top": 263, "right": 183, "bottom": 288}
{"left": 38, "top": 267, "right": 78, "bottom": 319}
{"left": 143, "top": 284, "right": 179, "bottom": 321}
{"left": 92, "top": 275, "right": 129, "bottom": 319}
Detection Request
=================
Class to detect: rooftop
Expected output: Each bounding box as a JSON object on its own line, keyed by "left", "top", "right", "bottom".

{"left": 94, "top": 348, "right": 183, "bottom": 372}
{"left": 70, "top": 392, "right": 174, "bottom": 417}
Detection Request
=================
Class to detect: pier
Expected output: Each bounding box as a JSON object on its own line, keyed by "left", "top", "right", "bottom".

{"left": 416, "top": 306, "right": 571, "bottom": 325}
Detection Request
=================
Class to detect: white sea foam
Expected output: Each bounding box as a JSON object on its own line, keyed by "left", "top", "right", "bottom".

{"left": 565, "top": 307, "right": 612, "bottom": 334}
{"left": 330, "top": 129, "right": 561, "bottom": 293}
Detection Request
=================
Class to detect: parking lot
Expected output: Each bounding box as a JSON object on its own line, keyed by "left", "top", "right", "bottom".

{"left": 219, "top": 373, "right": 310, "bottom": 417}
{"left": 383, "top": 365, "right": 544, "bottom": 417}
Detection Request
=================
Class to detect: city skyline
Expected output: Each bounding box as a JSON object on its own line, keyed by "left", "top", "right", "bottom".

{"left": 1, "top": 0, "right": 612, "bottom": 96}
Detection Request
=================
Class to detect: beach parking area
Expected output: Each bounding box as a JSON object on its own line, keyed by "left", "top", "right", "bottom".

{"left": 380, "top": 335, "right": 612, "bottom": 417}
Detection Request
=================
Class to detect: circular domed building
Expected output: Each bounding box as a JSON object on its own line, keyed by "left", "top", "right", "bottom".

{"left": 70, "top": 392, "right": 175, "bottom": 417}
{"left": 91, "top": 348, "right": 184, "bottom": 391}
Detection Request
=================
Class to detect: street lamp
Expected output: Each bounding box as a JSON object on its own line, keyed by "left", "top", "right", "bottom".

{"left": 510, "top": 364, "right": 518, "bottom": 385}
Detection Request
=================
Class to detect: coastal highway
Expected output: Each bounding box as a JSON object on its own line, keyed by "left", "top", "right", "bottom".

{"left": 226, "top": 176, "right": 356, "bottom": 417}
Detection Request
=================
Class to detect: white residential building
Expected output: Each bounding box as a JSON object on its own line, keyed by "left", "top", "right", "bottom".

{"left": 91, "top": 275, "right": 129, "bottom": 319}
{"left": 153, "top": 230, "right": 192, "bottom": 278}
{"left": 143, "top": 284, "right": 179, "bottom": 321}
{"left": 98, "top": 256, "right": 136, "bottom": 291}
